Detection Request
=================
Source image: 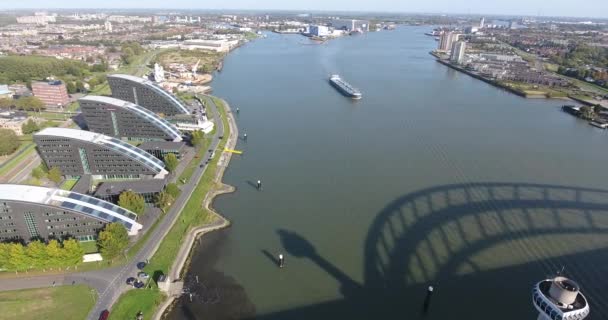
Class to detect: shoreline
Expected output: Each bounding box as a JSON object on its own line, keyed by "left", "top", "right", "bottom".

{"left": 152, "top": 96, "right": 239, "bottom": 320}
{"left": 430, "top": 51, "right": 573, "bottom": 101}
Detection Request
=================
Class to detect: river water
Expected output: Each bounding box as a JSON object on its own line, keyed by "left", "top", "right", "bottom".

{"left": 168, "top": 27, "right": 608, "bottom": 320}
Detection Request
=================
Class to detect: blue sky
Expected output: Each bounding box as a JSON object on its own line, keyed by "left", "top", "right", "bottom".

{"left": 1, "top": 0, "right": 607, "bottom": 18}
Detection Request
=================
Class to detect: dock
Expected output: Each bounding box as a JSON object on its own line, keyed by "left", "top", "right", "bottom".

{"left": 224, "top": 148, "right": 243, "bottom": 154}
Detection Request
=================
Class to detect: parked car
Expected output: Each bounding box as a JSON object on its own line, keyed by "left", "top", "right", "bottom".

{"left": 138, "top": 272, "right": 150, "bottom": 279}
{"left": 134, "top": 280, "right": 145, "bottom": 289}
{"left": 126, "top": 277, "right": 136, "bottom": 285}
{"left": 99, "top": 310, "right": 110, "bottom": 320}
{"left": 136, "top": 262, "right": 146, "bottom": 270}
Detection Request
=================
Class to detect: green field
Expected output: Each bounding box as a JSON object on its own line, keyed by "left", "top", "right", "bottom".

{"left": 60, "top": 178, "right": 79, "bottom": 191}
{"left": 80, "top": 240, "right": 99, "bottom": 254}
{"left": 0, "top": 285, "right": 96, "bottom": 320}
{"left": 108, "top": 290, "right": 165, "bottom": 320}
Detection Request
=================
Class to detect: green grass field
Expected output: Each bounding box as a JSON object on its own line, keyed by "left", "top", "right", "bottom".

{"left": 80, "top": 241, "right": 99, "bottom": 254}
{"left": 60, "top": 178, "right": 79, "bottom": 191}
{"left": 108, "top": 290, "right": 165, "bottom": 320}
{"left": 0, "top": 285, "right": 97, "bottom": 320}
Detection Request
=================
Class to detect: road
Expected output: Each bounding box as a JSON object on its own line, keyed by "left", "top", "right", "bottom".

{"left": 0, "top": 99, "right": 226, "bottom": 320}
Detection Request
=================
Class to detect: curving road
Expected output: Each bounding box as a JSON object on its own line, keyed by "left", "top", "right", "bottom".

{"left": 0, "top": 98, "right": 226, "bottom": 320}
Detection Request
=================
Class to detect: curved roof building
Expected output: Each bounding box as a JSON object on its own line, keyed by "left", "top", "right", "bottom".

{"left": 34, "top": 128, "right": 168, "bottom": 180}
{"left": 79, "top": 96, "right": 182, "bottom": 142}
{"left": 0, "top": 184, "right": 142, "bottom": 241}
{"left": 108, "top": 74, "right": 189, "bottom": 115}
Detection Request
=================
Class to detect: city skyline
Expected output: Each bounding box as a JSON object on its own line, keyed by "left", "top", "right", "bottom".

{"left": 1, "top": 0, "right": 608, "bottom": 19}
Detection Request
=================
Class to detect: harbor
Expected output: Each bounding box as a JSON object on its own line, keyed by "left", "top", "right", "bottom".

{"left": 167, "top": 27, "right": 608, "bottom": 320}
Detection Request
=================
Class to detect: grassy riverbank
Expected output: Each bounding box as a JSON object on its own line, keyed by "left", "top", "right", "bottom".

{"left": 0, "top": 285, "right": 96, "bottom": 320}
{"left": 110, "top": 96, "right": 232, "bottom": 318}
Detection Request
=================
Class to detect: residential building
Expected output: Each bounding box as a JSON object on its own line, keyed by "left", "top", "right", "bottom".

{"left": 79, "top": 96, "right": 183, "bottom": 142}
{"left": 107, "top": 74, "right": 190, "bottom": 116}
{"left": 439, "top": 32, "right": 456, "bottom": 52}
{"left": 16, "top": 15, "right": 55, "bottom": 25}
{"left": 31, "top": 80, "right": 70, "bottom": 108}
{"left": 0, "top": 184, "right": 142, "bottom": 242}
{"left": 104, "top": 21, "right": 112, "bottom": 32}
{"left": 330, "top": 19, "right": 370, "bottom": 32}
{"left": 450, "top": 41, "right": 466, "bottom": 64}
{"left": 34, "top": 127, "right": 168, "bottom": 180}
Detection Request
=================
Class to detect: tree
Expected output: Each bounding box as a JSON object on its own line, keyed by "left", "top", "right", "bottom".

{"left": 26, "top": 240, "right": 48, "bottom": 270}
{"left": 121, "top": 47, "right": 135, "bottom": 65}
{"left": 97, "top": 222, "right": 129, "bottom": 260}
{"left": 190, "top": 130, "right": 205, "bottom": 148}
{"left": 46, "top": 239, "right": 63, "bottom": 269}
{"left": 16, "top": 96, "right": 45, "bottom": 112}
{"left": 75, "top": 80, "right": 86, "bottom": 93}
{"left": 118, "top": 190, "right": 145, "bottom": 215}
{"left": 0, "top": 129, "right": 20, "bottom": 156}
{"left": 155, "top": 191, "right": 174, "bottom": 213}
{"left": 164, "top": 153, "right": 179, "bottom": 172}
{"left": 0, "top": 243, "right": 10, "bottom": 270}
{"left": 165, "top": 183, "right": 180, "bottom": 198}
{"left": 579, "top": 106, "right": 595, "bottom": 120}
{"left": 47, "top": 167, "right": 63, "bottom": 184}
{"left": 66, "top": 81, "right": 77, "bottom": 94}
{"left": 594, "top": 104, "right": 604, "bottom": 115}
{"left": 21, "top": 119, "right": 39, "bottom": 135}
{"left": 61, "top": 239, "right": 84, "bottom": 267}
{"left": 7, "top": 243, "right": 29, "bottom": 272}
{"left": 32, "top": 166, "right": 45, "bottom": 179}
{"left": 88, "top": 77, "right": 99, "bottom": 89}
{"left": 0, "top": 98, "right": 14, "bottom": 109}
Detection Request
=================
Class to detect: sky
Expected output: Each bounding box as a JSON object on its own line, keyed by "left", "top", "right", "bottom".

{"left": 1, "top": 0, "right": 607, "bottom": 19}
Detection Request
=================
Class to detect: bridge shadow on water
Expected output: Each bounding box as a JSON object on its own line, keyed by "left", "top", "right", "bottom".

{"left": 257, "top": 182, "right": 608, "bottom": 320}
{"left": 175, "top": 182, "right": 608, "bottom": 320}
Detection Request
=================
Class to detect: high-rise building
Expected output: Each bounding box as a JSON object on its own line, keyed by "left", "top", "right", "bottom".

{"left": 31, "top": 80, "right": 70, "bottom": 108}
{"left": 0, "top": 184, "right": 142, "bottom": 242}
{"left": 480, "top": 17, "right": 485, "bottom": 29}
{"left": 450, "top": 41, "right": 466, "bottom": 64}
{"left": 532, "top": 276, "right": 590, "bottom": 320}
{"left": 107, "top": 74, "right": 190, "bottom": 116}
{"left": 104, "top": 20, "right": 112, "bottom": 32}
{"left": 439, "top": 32, "right": 460, "bottom": 52}
{"left": 34, "top": 127, "right": 168, "bottom": 180}
{"left": 79, "top": 96, "right": 183, "bottom": 142}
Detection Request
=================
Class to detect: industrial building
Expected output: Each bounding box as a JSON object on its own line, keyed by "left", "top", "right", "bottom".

{"left": 34, "top": 127, "right": 168, "bottom": 180}
{"left": 79, "top": 95, "right": 183, "bottom": 142}
{"left": 0, "top": 184, "right": 142, "bottom": 242}
{"left": 107, "top": 74, "right": 190, "bottom": 116}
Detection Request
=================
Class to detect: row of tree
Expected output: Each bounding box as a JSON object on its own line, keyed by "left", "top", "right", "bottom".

{"left": 0, "top": 239, "right": 84, "bottom": 272}
{"left": 0, "top": 96, "right": 46, "bottom": 112}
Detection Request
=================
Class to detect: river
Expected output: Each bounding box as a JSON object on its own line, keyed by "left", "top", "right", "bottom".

{"left": 167, "top": 26, "right": 608, "bottom": 320}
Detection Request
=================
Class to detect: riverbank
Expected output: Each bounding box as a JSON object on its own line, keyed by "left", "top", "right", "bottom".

{"left": 151, "top": 96, "right": 239, "bottom": 320}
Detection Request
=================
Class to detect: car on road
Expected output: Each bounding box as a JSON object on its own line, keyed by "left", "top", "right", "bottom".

{"left": 138, "top": 272, "right": 149, "bottom": 279}
{"left": 136, "top": 262, "right": 146, "bottom": 270}
{"left": 126, "top": 277, "right": 136, "bottom": 285}
{"left": 99, "top": 310, "right": 110, "bottom": 320}
{"left": 199, "top": 164, "right": 204, "bottom": 168}
{"left": 219, "top": 135, "right": 224, "bottom": 139}
{"left": 134, "top": 280, "right": 145, "bottom": 289}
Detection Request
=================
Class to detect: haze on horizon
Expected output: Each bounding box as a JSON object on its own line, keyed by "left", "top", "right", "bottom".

{"left": 1, "top": 0, "right": 607, "bottom": 19}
